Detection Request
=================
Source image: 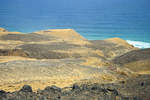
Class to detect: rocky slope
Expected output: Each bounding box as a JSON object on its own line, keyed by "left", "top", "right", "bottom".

{"left": 0, "top": 28, "right": 149, "bottom": 100}
{"left": 0, "top": 74, "right": 150, "bottom": 100}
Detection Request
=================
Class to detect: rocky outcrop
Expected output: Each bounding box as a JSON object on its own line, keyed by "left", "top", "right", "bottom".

{"left": 0, "top": 74, "right": 149, "bottom": 100}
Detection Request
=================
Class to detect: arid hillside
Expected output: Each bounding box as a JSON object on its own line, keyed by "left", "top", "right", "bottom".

{"left": 0, "top": 28, "right": 149, "bottom": 100}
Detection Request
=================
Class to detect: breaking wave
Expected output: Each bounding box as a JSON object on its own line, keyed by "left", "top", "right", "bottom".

{"left": 126, "top": 40, "right": 150, "bottom": 49}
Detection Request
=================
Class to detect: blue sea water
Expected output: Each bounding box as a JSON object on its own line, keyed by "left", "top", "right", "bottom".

{"left": 0, "top": 0, "right": 150, "bottom": 48}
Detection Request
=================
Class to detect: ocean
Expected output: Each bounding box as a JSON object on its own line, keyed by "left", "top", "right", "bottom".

{"left": 0, "top": 0, "right": 150, "bottom": 48}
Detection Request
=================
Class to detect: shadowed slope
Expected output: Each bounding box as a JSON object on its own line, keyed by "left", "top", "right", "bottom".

{"left": 113, "top": 48, "right": 150, "bottom": 74}
{"left": 0, "top": 33, "right": 55, "bottom": 42}
{"left": 0, "top": 49, "right": 27, "bottom": 57}
{"left": 113, "top": 48, "right": 150, "bottom": 65}
{"left": 16, "top": 43, "right": 104, "bottom": 59}
{"left": 0, "top": 28, "right": 104, "bottom": 59}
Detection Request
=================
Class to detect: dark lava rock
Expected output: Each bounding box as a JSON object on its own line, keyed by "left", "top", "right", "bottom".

{"left": 44, "top": 85, "right": 61, "bottom": 92}
{"left": 0, "top": 90, "right": 7, "bottom": 100}
{"left": 19, "top": 85, "right": 32, "bottom": 92}
{"left": 72, "top": 84, "right": 80, "bottom": 90}
{"left": 107, "top": 88, "right": 119, "bottom": 96}
{"left": 0, "top": 90, "right": 7, "bottom": 96}
{"left": 0, "top": 75, "right": 150, "bottom": 100}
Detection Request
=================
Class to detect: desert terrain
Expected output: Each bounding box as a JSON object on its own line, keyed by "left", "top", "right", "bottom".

{"left": 0, "top": 27, "right": 149, "bottom": 100}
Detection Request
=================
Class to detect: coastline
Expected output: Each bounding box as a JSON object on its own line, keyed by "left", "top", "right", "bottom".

{"left": 126, "top": 40, "right": 150, "bottom": 49}
{"left": 1, "top": 27, "right": 150, "bottom": 49}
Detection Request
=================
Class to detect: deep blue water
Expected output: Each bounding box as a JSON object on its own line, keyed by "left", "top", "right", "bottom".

{"left": 0, "top": 0, "right": 150, "bottom": 48}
